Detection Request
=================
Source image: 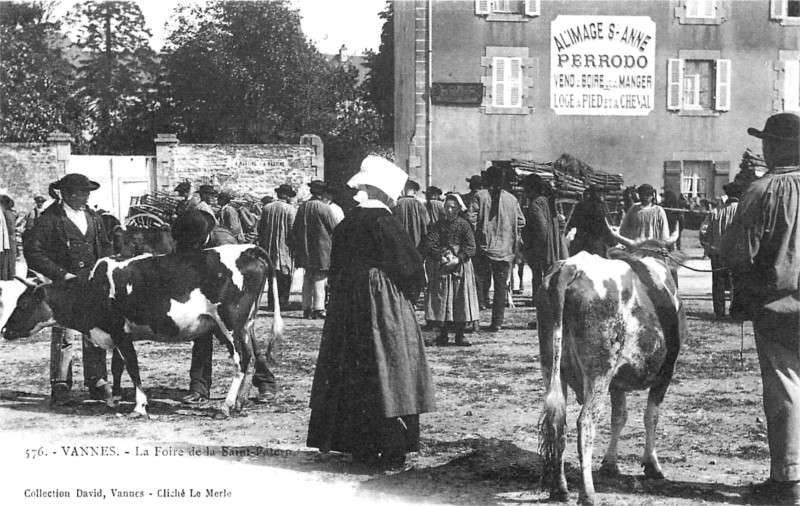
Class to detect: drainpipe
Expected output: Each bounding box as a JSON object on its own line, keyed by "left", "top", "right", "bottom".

{"left": 426, "top": 0, "right": 433, "bottom": 188}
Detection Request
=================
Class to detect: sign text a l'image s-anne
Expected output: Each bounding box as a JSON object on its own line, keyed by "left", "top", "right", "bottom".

{"left": 550, "top": 16, "right": 656, "bottom": 116}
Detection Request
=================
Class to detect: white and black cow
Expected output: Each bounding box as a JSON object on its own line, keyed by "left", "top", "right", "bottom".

{"left": 3, "top": 244, "right": 283, "bottom": 418}
{"left": 0, "top": 279, "right": 27, "bottom": 334}
{"left": 536, "top": 247, "right": 687, "bottom": 506}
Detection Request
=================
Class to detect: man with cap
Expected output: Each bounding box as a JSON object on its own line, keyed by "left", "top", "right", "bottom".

{"left": 307, "top": 155, "right": 435, "bottom": 467}
{"left": 21, "top": 195, "right": 47, "bottom": 234}
{"left": 173, "top": 181, "right": 200, "bottom": 218}
{"left": 618, "top": 183, "right": 670, "bottom": 245}
{"left": 216, "top": 191, "right": 245, "bottom": 243}
{"left": 258, "top": 184, "right": 297, "bottom": 310}
{"left": 468, "top": 165, "right": 525, "bottom": 331}
{"left": 173, "top": 208, "right": 278, "bottom": 404}
{"left": 424, "top": 186, "right": 444, "bottom": 223}
{"left": 23, "top": 173, "right": 113, "bottom": 405}
{"left": 720, "top": 113, "right": 800, "bottom": 505}
{"left": 394, "top": 179, "right": 430, "bottom": 249}
{"left": 293, "top": 180, "right": 338, "bottom": 319}
{"left": 703, "top": 180, "right": 743, "bottom": 318}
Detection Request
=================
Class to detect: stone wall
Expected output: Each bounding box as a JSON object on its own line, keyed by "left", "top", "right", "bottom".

{"left": 155, "top": 134, "right": 324, "bottom": 201}
{"left": 0, "top": 133, "right": 70, "bottom": 216}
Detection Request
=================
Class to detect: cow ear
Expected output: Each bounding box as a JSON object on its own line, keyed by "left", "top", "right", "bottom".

{"left": 15, "top": 276, "right": 37, "bottom": 288}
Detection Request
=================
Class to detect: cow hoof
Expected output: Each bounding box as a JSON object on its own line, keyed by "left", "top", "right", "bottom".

{"left": 213, "top": 408, "right": 231, "bottom": 420}
{"left": 549, "top": 489, "right": 569, "bottom": 502}
{"left": 107, "top": 396, "right": 122, "bottom": 409}
{"left": 599, "top": 459, "right": 620, "bottom": 477}
{"left": 643, "top": 462, "right": 665, "bottom": 480}
{"left": 128, "top": 410, "right": 147, "bottom": 419}
{"left": 578, "top": 494, "right": 595, "bottom": 506}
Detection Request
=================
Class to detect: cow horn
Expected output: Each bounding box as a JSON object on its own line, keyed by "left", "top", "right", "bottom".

{"left": 15, "top": 276, "right": 37, "bottom": 288}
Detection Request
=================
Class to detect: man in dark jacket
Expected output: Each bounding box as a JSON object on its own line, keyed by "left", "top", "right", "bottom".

{"left": 394, "top": 179, "right": 430, "bottom": 249}
{"left": 293, "top": 180, "right": 338, "bottom": 319}
{"left": 721, "top": 113, "right": 800, "bottom": 505}
{"left": 23, "top": 173, "right": 113, "bottom": 405}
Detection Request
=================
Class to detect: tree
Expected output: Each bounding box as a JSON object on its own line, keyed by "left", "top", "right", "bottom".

{"left": 362, "top": 1, "right": 394, "bottom": 145}
{"left": 65, "top": 1, "right": 158, "bottom": 154}
{"left": 0, "top": 2, "right": 87, "bottom": 146}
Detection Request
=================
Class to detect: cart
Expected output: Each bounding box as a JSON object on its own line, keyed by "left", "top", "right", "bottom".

{"left": 126, "top": 192, "right": 180, "bottom": 229}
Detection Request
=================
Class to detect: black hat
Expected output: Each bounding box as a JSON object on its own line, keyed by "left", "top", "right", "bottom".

{"left": 465, "top": 175, "right": 483, "bottom": 185}
{"left": 484, "top": 165, "right": 505, "bottom": 184}
{"left": 309, "top": 180, "right": 328, "bottom": 195}
{"left": 53, "top": 173, "right": 100, "bottom": 192}
{"left": 275, "top": 184, "right": 296, "bottom": 198}
{"left": 748, "top": 113, "right": 800, "bottom": 142}
{"left": 424, "top": 186, "right": 442, "bottom": 197}
{"left": 174, "top": 181, "right": 191, "bottom": 193}
{"left": 198, "top": 185, "right": 218, "bottom": 195}
{"left": 172, "top": 210, "right": 215, "bottom": 244}
{"left": 34, "top": 195, "right": 46, "bottom": 203}
{"left": 636, "top": 184, "right": 656, "bottom": 196}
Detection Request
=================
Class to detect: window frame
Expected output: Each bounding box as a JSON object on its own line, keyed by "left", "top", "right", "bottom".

{"left": 771, "top": 0, "right": 800, "bottom": 26}
{"left": 480, "top": 47, "right": 535, "bottom": 115}
{"left": 675, "top": 0, "right": 728, "bottom": 25}
{"left": 475, "top": 0, "right": 540, "bottom": 22}
{"left": 667, "top": 52, "right": 731, "bottom": 116}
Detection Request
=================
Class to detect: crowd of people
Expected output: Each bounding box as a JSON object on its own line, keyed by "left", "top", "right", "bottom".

{"left": 2, "top": 112, "right": 797, "bottom": 503}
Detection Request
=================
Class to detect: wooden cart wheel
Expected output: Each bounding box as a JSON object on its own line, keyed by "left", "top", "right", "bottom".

{"left": 125, "top": 213, "right": 165, "bottom": 229}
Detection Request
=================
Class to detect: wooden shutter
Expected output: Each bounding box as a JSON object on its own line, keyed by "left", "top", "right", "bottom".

{"left": 771, "top": 0, "right": 786, "bottom": 19}
{"left": 476, "top": 0, "right": 491, "bottom": 15}
{"left": 785, "top": 59, "right": 800, "bottom": 112}
{"left": 715, "top": 59, "right": 731, "bottom": 111}
{"left": 494, "top": 58, "right": 506, "bottom": 107}
{"left": 524, "top": 0, "right": 541, "bottom": 16}
{"left": 667, "top": 59, "right": 683, "bottom": 110}
{"left": 510, "top": 58, "right": 522, "bottom": 107}
{"left": 664, "top": 161, "right": 683, "bottom": 197}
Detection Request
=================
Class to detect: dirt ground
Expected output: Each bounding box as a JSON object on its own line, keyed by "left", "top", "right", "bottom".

{"left": 0, "top": 230, "right": 774, "bottom": 505}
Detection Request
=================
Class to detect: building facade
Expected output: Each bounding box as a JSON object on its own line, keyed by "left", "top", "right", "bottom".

{"left": 394, "top": 0, "right": 800, "bottom": 198}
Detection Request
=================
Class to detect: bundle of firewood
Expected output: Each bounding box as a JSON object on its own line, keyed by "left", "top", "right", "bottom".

{"left": 511, "top": 154, "right": 624, "bottom": 205}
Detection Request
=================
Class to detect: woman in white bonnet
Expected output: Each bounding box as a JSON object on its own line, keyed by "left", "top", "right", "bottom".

{"left": 306, "top": 155, "right": 436, "bottom": 467}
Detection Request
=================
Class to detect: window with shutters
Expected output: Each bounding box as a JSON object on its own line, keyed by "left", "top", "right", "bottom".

{"left": 475, "top": 0, "right": 540, "bottom": 22}
{"left": 771, "top": 0, "right": 800, "bottom": 25}
{"left": 480, "top": 47, "right": 535, "bottom": 115}
{"left": 675, "top": 0, "right": 728, "bottom": 25}
{"left": 667, "top": 51, "right": 730, "bottom": 116}
{"left": 775, "top": 51, "right": 800, "bottom": 112}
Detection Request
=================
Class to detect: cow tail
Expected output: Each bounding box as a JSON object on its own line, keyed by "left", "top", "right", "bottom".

{"left": 268, "top": 270, "right": 284, "bottom": 363}
{"left": 538, "top": 268, "right": 568, "bottom": 490}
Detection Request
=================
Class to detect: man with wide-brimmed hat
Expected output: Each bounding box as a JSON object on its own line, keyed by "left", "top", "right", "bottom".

{"left": 424, "top": 186, "right": 444, "bottom": 223}
{"left": 720, "top": 113, "right": 800, "bottom": 505}
{"left": 293, "top": 180, "right": 338, "bottom": 319}
{"left": 23, "top": 173, "right": 113, "bottom": 405}
{"left": 258, "top": 183, "right": 297, "bottom": 310}
{"left": 172, "top": 208, "right": 278, "bottom": 405}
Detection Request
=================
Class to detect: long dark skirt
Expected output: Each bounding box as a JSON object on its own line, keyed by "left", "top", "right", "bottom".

{"left": 307, "top": 268, "right": 436, "bottom": 457}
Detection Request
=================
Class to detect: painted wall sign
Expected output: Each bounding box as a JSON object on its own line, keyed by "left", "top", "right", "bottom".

{"left": 550, "top": 16, "right": 656, "bottom": 116}
{"left": 431, "top": 83, "right": 484, "bottom": 105}
{"left": 234, "top": 158, "right": 288, "bottom": 169}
